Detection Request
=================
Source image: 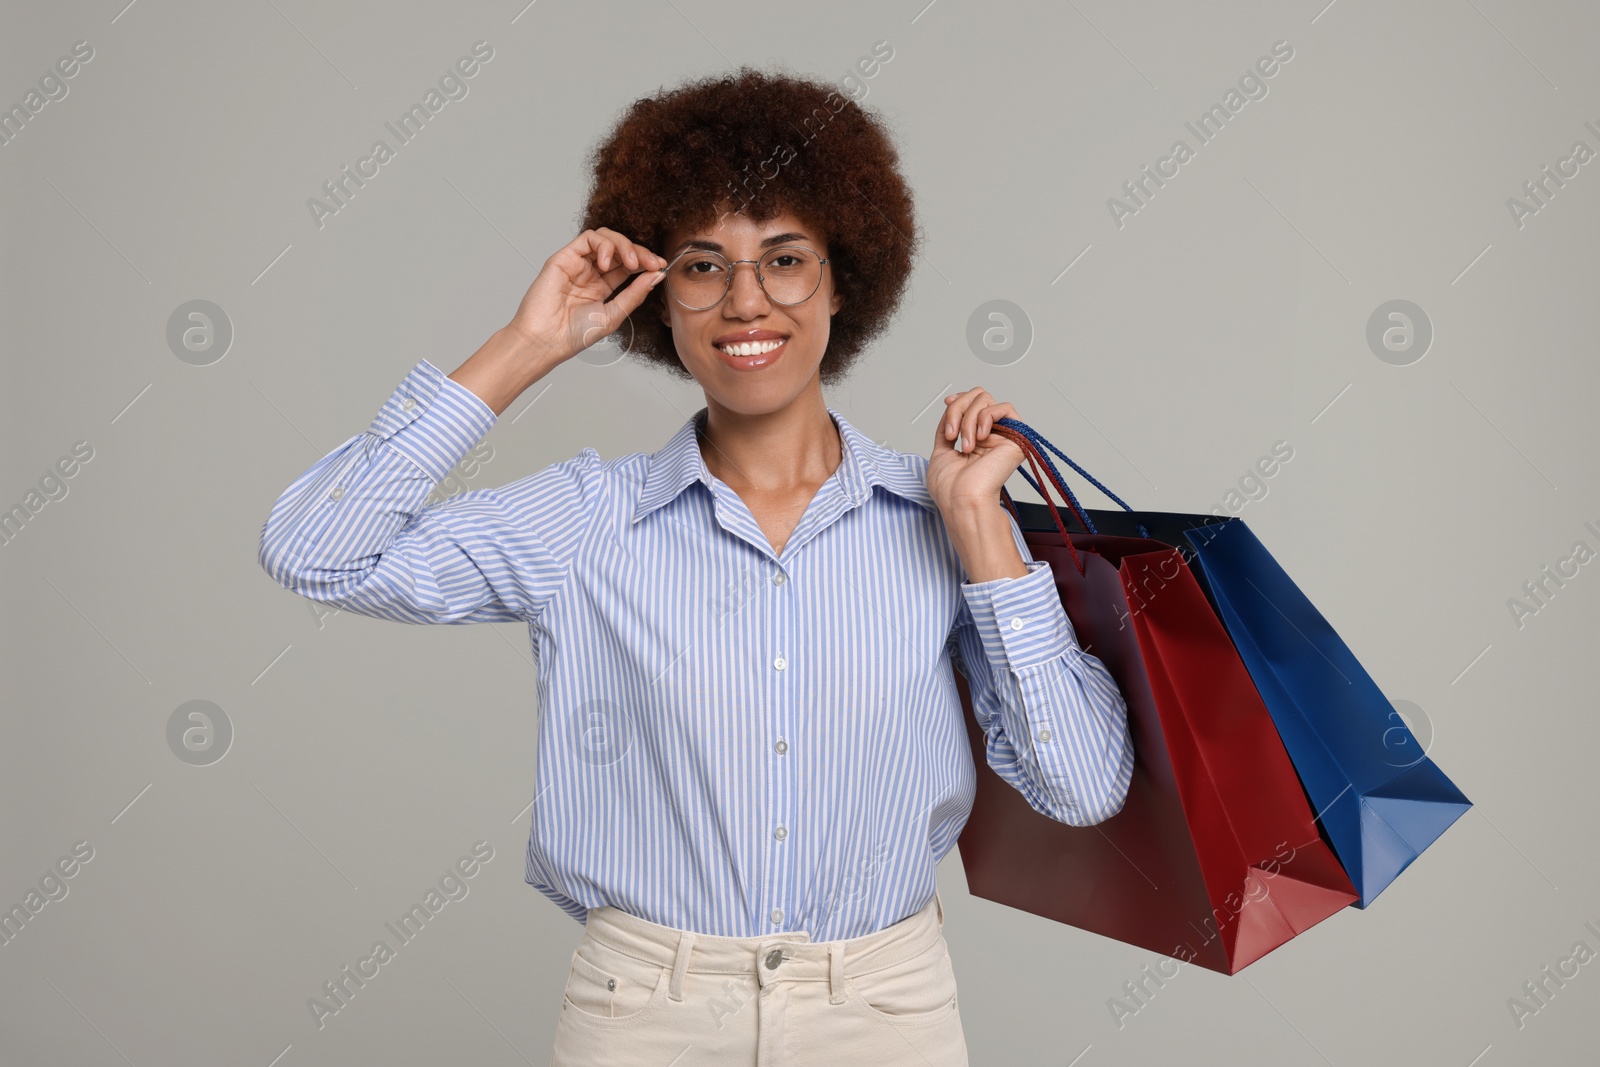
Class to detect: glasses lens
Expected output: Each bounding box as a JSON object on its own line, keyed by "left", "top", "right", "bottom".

{"left": 759, "top": 247, "right": 822, "bottom": 305}
{"left": 663, "top": 247, "right": 824, "bottom": 308}
{"left": 665, "top": 252, "right": 730, "bottom": 310}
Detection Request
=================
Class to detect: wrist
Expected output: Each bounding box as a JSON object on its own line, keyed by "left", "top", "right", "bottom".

{"left": 449, "top": 327, "right": 562, "bottom": 417}
{"left": 944, "top": 495, "right": 1008, "bottom": 533}
{"left": 945, "top": 499, "right": 1029, "bottom": 583}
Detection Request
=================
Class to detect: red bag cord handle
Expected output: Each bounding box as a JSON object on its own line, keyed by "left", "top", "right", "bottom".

{"left": 988, "top": 424, "right": 1092, "bottom": 577}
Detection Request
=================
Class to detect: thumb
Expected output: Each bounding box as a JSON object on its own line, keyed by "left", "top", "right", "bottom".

{"left": 604, "top": 269, "right": 665, "bottom": 326}
{"left": 572, "top": 271, "right": 663, "bottom": 353}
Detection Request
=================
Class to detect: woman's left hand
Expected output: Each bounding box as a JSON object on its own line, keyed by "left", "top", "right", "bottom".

{"left": 925, "top": 386, "right": 1025, "bottom": 516}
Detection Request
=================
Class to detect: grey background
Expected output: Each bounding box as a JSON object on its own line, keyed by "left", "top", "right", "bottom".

{"left": 2, "top": 0, "right": 1596, "bottom": 1064}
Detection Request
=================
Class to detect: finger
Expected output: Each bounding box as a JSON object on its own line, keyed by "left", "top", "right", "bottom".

{"left": 960, "top": 391, "right": 994, "bottom": 454}
{"left": 579, "top": 229, "right": 623, "bottom": 274}
{"left": 597, "top": 261, "right": 640, "bottom": 294}
{"left": 593, "top": 227, "right": 663, "bottom": 273}
{"left": 932, "top": 404, "right": 964, "bottom": 454}
{"left": 942, "top": 387, "right": 984, "bottom": 443}
{"left": 610, "top": 231, "right": 640, "bottom": 272}
{"left": 977, "top": 402, "right": 1017, "bottom": 441}
{"left": 599, "top": 267, "right": 666, "bottom": 325}
{"left": 576, "top": 271, "right": 662, "bottom": 350}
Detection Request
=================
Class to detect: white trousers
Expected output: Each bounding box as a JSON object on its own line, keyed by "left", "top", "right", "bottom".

{"left": 550, "top": 891, "right": 968, "bottom": 1066}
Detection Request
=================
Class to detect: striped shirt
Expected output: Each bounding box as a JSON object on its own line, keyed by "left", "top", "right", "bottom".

{"left": 257, "top": 358, "right": 1135, "bottom": 941}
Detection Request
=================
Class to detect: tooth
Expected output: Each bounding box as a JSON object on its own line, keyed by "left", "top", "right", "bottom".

{"left": 720, "top": 339, "right": 784, "bottom": 356}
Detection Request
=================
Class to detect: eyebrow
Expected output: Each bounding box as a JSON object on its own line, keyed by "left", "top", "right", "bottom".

{"left": 670, "top": 231, "right": 811, "bottom": 255}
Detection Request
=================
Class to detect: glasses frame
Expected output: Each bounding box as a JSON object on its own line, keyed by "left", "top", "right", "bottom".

{"left": 659, "top": 244, "right": 830, "bottom": 311}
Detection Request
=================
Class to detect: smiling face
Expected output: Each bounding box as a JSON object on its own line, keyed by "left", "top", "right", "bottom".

{"left": 657, "top": 205, "right": 843, "bottom": 417}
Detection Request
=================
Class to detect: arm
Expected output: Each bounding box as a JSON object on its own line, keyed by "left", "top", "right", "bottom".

{"left": 256, "top": 352, "right": 601, "bottom": 624}
{"left": 258, "top": 228, "right": 669, "bottom": 625}
{"left": 945, "top": 500, "right": 1136, "bottom": 827}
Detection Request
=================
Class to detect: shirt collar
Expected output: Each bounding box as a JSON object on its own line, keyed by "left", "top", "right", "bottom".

{"left": 631, "top": 406, "right": 937, "bottom": 524}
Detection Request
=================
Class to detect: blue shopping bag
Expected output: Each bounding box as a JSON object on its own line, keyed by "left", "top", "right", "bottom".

{"left": 993, "top": 418, "right": 1472, "bottom": 908}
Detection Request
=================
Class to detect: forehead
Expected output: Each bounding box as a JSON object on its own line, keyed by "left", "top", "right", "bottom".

{"left": 666, "top": 207, "right": 825, "bottom": 253}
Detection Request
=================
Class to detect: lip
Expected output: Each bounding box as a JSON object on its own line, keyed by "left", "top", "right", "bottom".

{"left": 712, "top": 328, "right": 788, "bottom": 346}
{"left": 712, "top": 331, "right": 789, "bottom": 372}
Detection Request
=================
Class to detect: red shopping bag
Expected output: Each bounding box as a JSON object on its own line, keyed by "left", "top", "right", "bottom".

{"left": 953, "top": 428, "right": 1358, "bottom": 974}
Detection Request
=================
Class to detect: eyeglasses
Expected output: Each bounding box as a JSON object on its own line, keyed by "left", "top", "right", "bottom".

{"left": 660, "top": 245, "right": 829, "bottom": 311}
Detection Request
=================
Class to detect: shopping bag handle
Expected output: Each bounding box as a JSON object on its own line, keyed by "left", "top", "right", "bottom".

{"left": 988, "top": 424, "right": 1090, "bottom": 577}
{"left": 993, "top": 416, "right": 1152, "bottom": 540}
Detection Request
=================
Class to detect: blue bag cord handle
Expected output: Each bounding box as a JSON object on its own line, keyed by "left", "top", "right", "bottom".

{"left": 993, "top": 416, "right": 1151, "bottom": 540}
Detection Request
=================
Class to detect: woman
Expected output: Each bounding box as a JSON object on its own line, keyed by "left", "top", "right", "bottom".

{"left": 258, "top": 67, "right": 1134, "bottom": 1066}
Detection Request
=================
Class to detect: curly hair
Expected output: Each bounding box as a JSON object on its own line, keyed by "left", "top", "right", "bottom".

{"left": 579, "top": 66, "right": 919, "bottom": 386}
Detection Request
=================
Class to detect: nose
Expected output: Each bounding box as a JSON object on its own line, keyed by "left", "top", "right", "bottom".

{"left": 725, "top": 260, "right": 772, "bottom": 318}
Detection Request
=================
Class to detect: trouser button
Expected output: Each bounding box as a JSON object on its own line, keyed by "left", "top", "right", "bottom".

{"left": 764, "top": 948, "right": 783, "bottom": 970}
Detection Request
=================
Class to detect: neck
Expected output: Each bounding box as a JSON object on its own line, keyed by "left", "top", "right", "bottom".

{"left": 697, "top": 385, "right": 842, "bottom": 493}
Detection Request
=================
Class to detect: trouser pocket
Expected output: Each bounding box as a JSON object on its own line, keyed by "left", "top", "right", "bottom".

{"left": 845, "top": 936, "right": 960, "bottom": 1026}
{"left": 561, "top": 936, "right": 670, "bottom": 1026}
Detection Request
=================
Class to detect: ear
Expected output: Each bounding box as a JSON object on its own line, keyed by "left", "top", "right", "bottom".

{"left": 829, "top": 287, "right": 843, "bottom": 316}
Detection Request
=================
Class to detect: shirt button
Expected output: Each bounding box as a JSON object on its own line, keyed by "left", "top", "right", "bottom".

{"left": 1038, "top": 726, "right": 1054, "bottom": 742}
{"left": 770, "top": 908, "right": 784, "bottom": 924}
{"left": 774, "top": 825, "right": 787, "bottom": 840}
{"left": 328, "top": 487, "right": 345, "bottom": 501}
{"left": 773, "top": 655, "right": 787, "bottom": 671}
{"left": 774, "top": 739, "right": 788, "bottom": 755}
{"left": 402, "top": 397, "right": 417, "bottom": 411}
{"left": 765, "top": 948, "right": 783, "bottom": 969}
{"left": 773, "top": 573, "right": 787, "bottom": 586}
{"left": 1010, "top": 617, "right": 1025, "bottom": 630}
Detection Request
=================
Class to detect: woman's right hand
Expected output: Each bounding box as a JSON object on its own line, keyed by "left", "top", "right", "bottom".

{"left": 505, "top": 227, "right": 668, "bottom": 366}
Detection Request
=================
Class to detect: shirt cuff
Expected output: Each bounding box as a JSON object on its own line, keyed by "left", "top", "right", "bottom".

{"left": 960, "top": 559, "right": 1080, "bottom": 670}
{"left": 368, "top": 359, "right": 498, "bottom": 484}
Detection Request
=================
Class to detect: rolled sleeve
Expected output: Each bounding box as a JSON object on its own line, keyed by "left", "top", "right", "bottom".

{"left": 370, "top": 359, "right": 498, "bottom": 484}
{"left": 258, "top": 358, "right": 598, "bottom": 626}
{"left": 951, "top": 547, "right": 1135, "bottom": 827}
{"left": 960, "top": 559, "right": 1078, "bottom": 669}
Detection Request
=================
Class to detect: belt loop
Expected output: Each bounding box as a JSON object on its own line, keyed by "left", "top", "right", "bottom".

{"left": 935, "top": 889, "right": 944, "bottom": 928}
{"left": 669, "top": 930, "right": 695, "bottom": 1002}
{"left": 828, "top": 942, "right": 845, "bottom": 1004}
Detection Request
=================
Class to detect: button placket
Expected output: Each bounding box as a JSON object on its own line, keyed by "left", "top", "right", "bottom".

{"left": 767, "top": 560, "right": 793, "bottom": 930}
